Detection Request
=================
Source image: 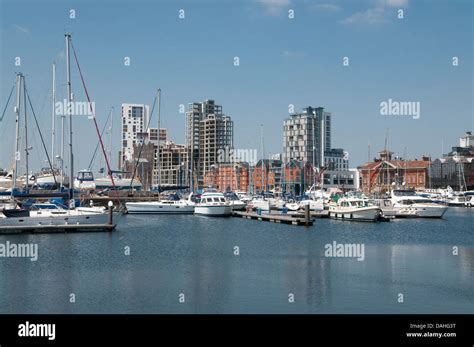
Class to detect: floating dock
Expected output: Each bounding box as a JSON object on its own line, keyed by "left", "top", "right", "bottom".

{"left": 232, "top": 210, "right": 313, "bottom": 226}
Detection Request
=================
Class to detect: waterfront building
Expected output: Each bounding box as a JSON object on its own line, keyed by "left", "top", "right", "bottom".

{"left": 185, "top": 100, "right": 233, "bottom": 188}
{"left": 153, "top": 141, "right": 189, "bottom": 188}
{"left": 282, "top": 106, "right": 331, "bottom": 168}
{"left": 252, "top": 159, "right": 282, "bottom": 193}
{"left": 121, "top": 103, "right": 150, "bottom": 165}
{"left": 358, "top": 150, "right": 430, "bottom": 194}
{"left": 324, "top": 148, "right": 349, "bottom": 171}
{"left": 428, "top": 131, "right": 474, "bottom": 190}
{"left": 203, "top": 162, "right": 249, "bottom": 192}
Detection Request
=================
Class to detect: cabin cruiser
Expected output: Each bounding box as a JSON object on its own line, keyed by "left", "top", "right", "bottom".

{"left": 298, "top": 198, "right": 324, "bottom": 212}
{"left": 224, "top": 192, "right": 247, "bottom": 211}
{"left": 33, "top": 168, "right": 69, "bottom": 189}
{"left": 0, "top": 202, "right": 108, "bottom": 226}
{"left": 390, "top": 190, "right": 448, "bottom": 218}
{"left": 248, "top": 196, "right": 271, "bottom": 211}
{"left": 328, "top": 197, "right": 382, "bottom": 221}
{"left": 236, "top": 191, "right": 253, "bottom": 203}
{"left": 126, "top": 194, "right": 195, "bottom": 214}
{"left": 370, "top": 199, "right": 398, "bottom": 218}
{"left": 195, "top": 191, "right": 232, "bottom": 216}
{"left": 74, "top": 170, "right": 142, "bottom": 191}
{"left": 446, "top": 194, "right": 470, "bottom": 207}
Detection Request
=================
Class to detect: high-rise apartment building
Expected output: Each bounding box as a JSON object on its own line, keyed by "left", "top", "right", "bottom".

{"left": 185, "top": 100, "right": 233, "bottom": 187}
{"left": 282, "top": 106, "right": 331, "bottom": 168}
{"left": 121, "top": 103, "right": 150, "bottom": 165}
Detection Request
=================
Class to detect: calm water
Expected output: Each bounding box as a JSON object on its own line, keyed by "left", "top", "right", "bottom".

{"left": 0, "top": 208, "right": 473, "bottom": 314}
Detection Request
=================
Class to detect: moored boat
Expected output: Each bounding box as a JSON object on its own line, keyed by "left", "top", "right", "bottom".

{"left": 126, "top": 194, "right": 195, "bottom": 214}
{"left": 195, "top": 191, "right": 232, "bottom": 216}
{"left": 329, "top": 197, "right": 382, "bottom": 221}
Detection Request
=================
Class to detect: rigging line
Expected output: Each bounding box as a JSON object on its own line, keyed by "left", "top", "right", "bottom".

{"left": 87, "top": 106, "right": 113, "bottom": 171}
{"left": 129, "top": 95, "right": 157, "bottom": 191}
{"left": 0, "top": 83, "right": 15, "bottom": 122}
{"left": 24, "top": 84, "right": 58, "bottom": 188}
{"left": 70, "top": 41, "right": 121, "bottom": 206}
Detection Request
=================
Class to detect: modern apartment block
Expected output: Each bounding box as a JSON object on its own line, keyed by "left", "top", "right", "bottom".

{"left": 121, "top": 103, "right": 150, "bottom": 165}
{"left": 185, "top": 100, "right": 233, "bottom": 187}
{"left": 282, "top": 106, "right": 331, "bottom": 168}
{"left": 153, "top": 141, "right": 189, "bottom": 188}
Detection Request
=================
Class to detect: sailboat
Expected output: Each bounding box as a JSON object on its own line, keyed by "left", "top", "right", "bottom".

{"left": 124, "top": 88, "right": 190, "bottom": 214}
{"left": 0, "top": 34, "right": 110, "bottom": 226}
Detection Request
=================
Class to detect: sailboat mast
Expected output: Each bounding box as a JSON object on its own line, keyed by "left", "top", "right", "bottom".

{"left": 156, "top": 88, "right": 161, "bottom": 190}
{"left": 65, "top": 33, "right": 74, "bottom": 203}
{"left": 260, "top": 124, "right": 264, "bottom": 193}
{"left": 368, "top": 142, "right": 371, "bottom": 195}
{"left": 12, "top": 73, "right": 22, "bottom": 198}
{"left": 51, "top": 62, "right": 56, "bottom": 163}
{"left": 109, "top": 106, "right": 114, "bottom": 169}
{"left": 23, "top": 76, "right": 29, "bottom": 194}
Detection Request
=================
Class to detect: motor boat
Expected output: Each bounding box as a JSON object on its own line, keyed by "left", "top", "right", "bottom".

{"left": 446, "top": 194, "right": 469, "bottom": 207}
{"left": 126, "top": 194, "right": 195, "bottom": 214}
{"left": 391, "top": 190, "right": 448, "bottom": 218}
{"left": 328, "top": 197, "right": 382, "bottom": 221}
{"left": 298, "top": 198, "right": 324, "bottom": 212}
{"left": 370, "top": 199, "right": 398, "bottom": 218}
{"left": 74, "top": 170, "right": 142, "bottom": 191}
{"left": 236, "top": 191, "right": 253, "bottom": 203}
{"left": 194, "top": 191, "right": 232, "bottom": 216}
{"left": 224, "top": 192, "right": 247, "bottom": 211}
{"left": 248, "top": 196, "right": 271, "bottom": 211}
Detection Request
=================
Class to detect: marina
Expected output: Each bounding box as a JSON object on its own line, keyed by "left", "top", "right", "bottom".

{"left": 0, "top": 1, "right": 472, "bottom": 344}
{"left": 0, "top": 208, "right": 471, "bottom": 314}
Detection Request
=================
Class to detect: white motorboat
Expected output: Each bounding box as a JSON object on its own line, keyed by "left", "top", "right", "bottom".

{"left": 370, "top": 199, "right": 398, "bottom": 218}
{"left": 248, "top": 197, "right": 271, "bottom": 211}
{"left": 391, "top": 190, "right": 448, "bottom": 218}
{"left": 224, "top": 192, "right": 247, "bottom": 211}
{"left": 33, "top": 169, "right": 69, "bottom": 189}
{"left": 329, "top": 197, "right": 382, "bottom": 221}
{"left": 285, "top": 201, "right": 300, "bottom": 211}
{"left": 195, "top": 191, "right": 232, "bottom": 216}
{"left": 299, "top": 199, "right": 324, "bottom": 212}
{"left": 126, "top": 195, "right": 195, "bottom": 214}
{"left": 0, "top": 203, "right": 108, "bottom": 227}
{"left": 236, "top": 191, "right": 253, "bottom": 203}
{"left": 269, "top": 198, "right": 286, "bottom": 210}
{"left": 446, "top": 194, "right": 469, "bottom": 207}
{"left": 74, "top": 170, "right": 142, "bottom": 191}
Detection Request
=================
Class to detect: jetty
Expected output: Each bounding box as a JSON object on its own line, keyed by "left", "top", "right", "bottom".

{"left": 232, "top": 205, "right": 314, "bottom": 226}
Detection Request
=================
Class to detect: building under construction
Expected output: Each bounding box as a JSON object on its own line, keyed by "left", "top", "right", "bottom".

{"left": 186, "top": 100, "right": 233, "bottom": 188}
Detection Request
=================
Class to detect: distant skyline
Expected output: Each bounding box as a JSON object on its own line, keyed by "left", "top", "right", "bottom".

{"left": 0, "top": 0, "right": 472, "bottom": 173}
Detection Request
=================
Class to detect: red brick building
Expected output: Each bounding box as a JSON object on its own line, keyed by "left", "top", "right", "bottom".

{"left": 203, "top": 162, "right": 249, "bottom": 192}
{"left": 358, "top": 150, "right": 430, "bottom": 194}
{"left": 252, "top": 159, "right": 282, "bottom": 193}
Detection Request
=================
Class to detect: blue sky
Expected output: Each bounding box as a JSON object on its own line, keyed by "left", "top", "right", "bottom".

{"left": 1, "top": 0, "right": 472, "bottom": 173}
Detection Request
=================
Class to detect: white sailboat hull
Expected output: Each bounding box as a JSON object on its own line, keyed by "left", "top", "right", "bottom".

{"left": 0, "top": 209, "right": 108, "bottom": 227}
{"left": 126, "top": 201, "right": 194, "bottom": 214}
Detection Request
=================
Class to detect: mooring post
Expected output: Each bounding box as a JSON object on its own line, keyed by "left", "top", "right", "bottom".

{"left": 304, "top": 204, "right": 310, "bottom": 226}
{"left": 108, "top": 200, "right": 113, "bottom": 226}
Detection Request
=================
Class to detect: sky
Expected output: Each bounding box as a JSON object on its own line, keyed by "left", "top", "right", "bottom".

{"left": 0, "top": 0, "right": 473, "bottom": 174}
